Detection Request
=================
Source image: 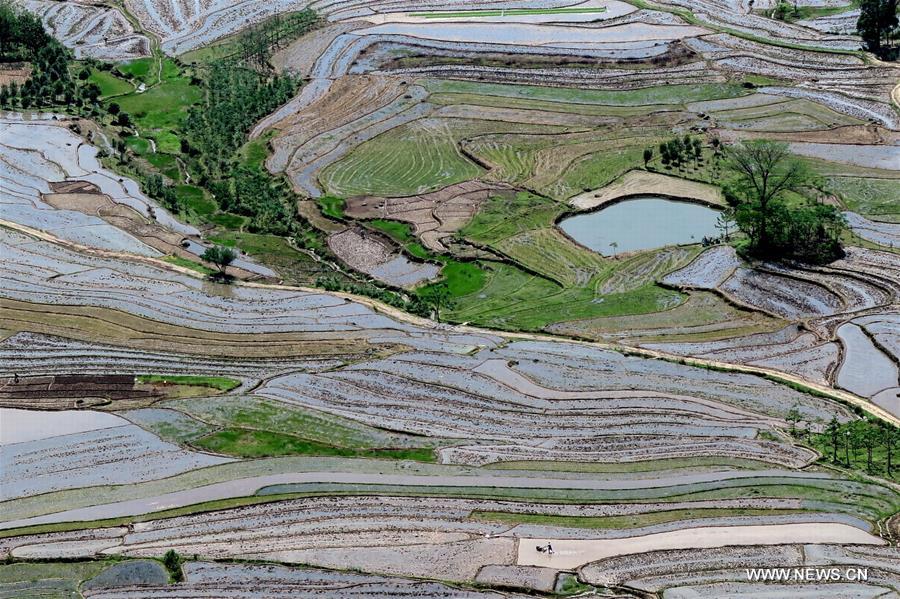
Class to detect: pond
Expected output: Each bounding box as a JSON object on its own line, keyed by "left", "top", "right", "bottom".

{"left": 558, "top": 196, "right": 721, "bottom": 256}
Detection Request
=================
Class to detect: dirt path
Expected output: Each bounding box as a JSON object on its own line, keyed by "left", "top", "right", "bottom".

{"left": 519, "top": 523, "right": 885, "bottom": 569}
{"left": 2, "top": 218, "right": 897, "bottom": 428}
{"left": 114, "top": 0, "right": 164, "bottom": 86}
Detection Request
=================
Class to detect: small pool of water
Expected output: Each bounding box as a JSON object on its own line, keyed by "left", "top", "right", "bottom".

{"left": 559, "top": 196, "right": 721, "bottom": 256}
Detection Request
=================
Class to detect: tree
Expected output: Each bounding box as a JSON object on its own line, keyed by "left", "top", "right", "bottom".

{"left": 857, "top": 0, "right": 899, "bottom": 58}
{"left": 609, "top": 241, "right": 619, "bottom": 258}
{"left": 885, "top": 424, "right": 896, "bottom": 475}
{"left": 108, "top": 102, "right": 120, "bottom": 115}
{"left": 786, "top": 405, "right": 802, "bottom": 436}
{"left": 201, "top": 245, "right": 237, "bottom": 277}
{"left": 724, "top": 140, "right": 844, "bottom": 263}
{"left": 715, "top": 207, "right": 736, "bottom": 240}
{"left": 826, "top": 416, "right": 840, "bottom": 463}
{"left": 725, "top": 141, "right": 809, "bottom": 252}
{"left": 162, "top": 549, "right": 184, "bottom": 582}
{"left": 0, "top": 2, "right": 14, "bottom": 57}
{"left": 643, "top": 148, "right": 653, "bottom": 168}
{"left": 422, "top": 286, "right": 452, "bottom": 322}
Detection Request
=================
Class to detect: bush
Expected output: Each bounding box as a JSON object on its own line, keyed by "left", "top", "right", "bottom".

{"left": 162, "top": 549, "right": 184, "bottom": 582}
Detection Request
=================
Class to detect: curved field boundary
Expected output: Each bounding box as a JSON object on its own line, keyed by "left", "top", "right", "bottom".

{"left": 3, "top": 217, "right": 896, "bottom": 428}
{"left": 569, "top": 170, "right": 725, "bottom": 210}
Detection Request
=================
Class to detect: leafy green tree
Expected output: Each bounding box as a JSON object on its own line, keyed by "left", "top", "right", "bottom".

{"left": 825, "top": 415, "right": 840, "bottom": 462}
{"left": 162, "top": 549, "right": 184, "bottom": 582}
{"left": 422, "top": 286, "right": 453, "bottom": 322}
{"left": 724, "top": 140, "right": 843, "bottom": 263}
{"left": 201, "top": 245, "right": 237, "bottom": 276}
{"left": 786, "top": 405, "right": 802, "bottom": 436}
{"left": 858, "top": 0, "right": 899, "bottom": 57}
{"left": 715, "top": 207, "right": 736, "bottom": 240}
{"left": 643, "top": 147, "right": 653, "bottom": 167}
{"left": 725, "top": 140, "right": 809, "bottom": 252}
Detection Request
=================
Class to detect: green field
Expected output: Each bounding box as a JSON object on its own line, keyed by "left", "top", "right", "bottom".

{"left": 137, "top": 375, "right": 241, "bottom": 391}
{"left": 89, "top": 69, "right": 133, "bottom": 97}
{"left": 317, "top": 195, "right": 346, "bottom": 219}
{"left": 124, "top": 135, "right": 151, "bottom": 155}
{"left": 193, "top": 428, "right": 436, "bottom": 461}
{"left": 471, "top": 507, "right": 804, "bottom": 530}
{"left": 237, "top": 132, "right": 274, "bottom": 170}
{"left": 163, "top": 255, "right": 216, "bottom": 275}
{"left": 825, "top": 176, "right": 900, "bottom": 222}
{"left": 320, "top": 121, "right": 484, "bottom": 197}
{"left": 170, "top": 395, "right": 438, "bottom": 461}
{"left": 175, "top": 184, "right": 215, "bottom": 216}
{"left": 424, "top": 80, "right": 750, "bottom": 107}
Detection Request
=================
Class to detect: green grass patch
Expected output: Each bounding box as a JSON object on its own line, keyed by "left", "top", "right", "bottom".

{"left": 237, "top": 131, "right": 274, "bottom": 170}
{"left": 176, "top": 184, "right": 215, "bottom": 216}
{"left": 444, "top": 261, "right": 684, "bottom": 330}
{"left": 755, "top": 2, "right": 858, "bottom": 23}
{"left": 318, "top": 195, "right": 346, "bottom": 220}
{"left": 169, "top": 396, "right": 405, "bottom": 448}
{"left": 145, "top": 152, "right": 180, "bottom": 181}
{"left": 471, "top": 507, "right": 804, "bottom": 530}
{"left": 429, "top": 260, "right": 486, "bottom": 297}
{"left": 208, "top": 212, "right": 248, "bottom": 228}
{"left": 405, "top": 242, "right": 432, "bottom": 260}
{"left": 207, "top": 231, "right": 295, "bottom": 260}
{"left": 125, "top": 136, "right": 150, "bottom": 155}
{"left": 136, "top": 375, "right": 240, "bottom": 391}
{"left": 462, "top": 191, "right": 560, "bottom": 242}
{"left": 368, "top": 219, "right": 414, "bottom": 242}
{"left": 89, "top": 69, "right": 133, "bottom": 97}
{"left": 114, "top": 77, "right": 202, "bottom": 132}
{"left": 193, "top": 428, "right": 436, "bottom": 461}
{"left": 424, "top": 79, "right": 750, "bottom": 107}
{"left": 117, "top": 58, "right": 152, "bottom": 82}
{"left": 825, "top": 176, "right": 900, "bottom": 222}
{"left": 162, "top": 255, "right": 215, "bottom": 275}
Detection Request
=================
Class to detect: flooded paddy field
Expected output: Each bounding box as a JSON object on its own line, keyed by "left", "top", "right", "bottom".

{"left": 4, "top": 0, "right": 900, "bottom": 595}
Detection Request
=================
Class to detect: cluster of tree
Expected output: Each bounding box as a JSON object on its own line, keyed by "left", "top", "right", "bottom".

{"left": 180, "top": 61, "right": 299, "bottom": 235}
{"left": 183, "top": 62, "right": 298, "bottom": 179}
{"left": 162, "top": 550, "right": 185, "bottom": 583}
{"left": 0, "top": 4, "right": 101, "bottom": 110}
{"left": 858, "top": 0, "right": 898, "bottom": 59}
{"left": 772, "top": 0, "right": 801, "bottom": 21}
{"left": 818, "top": 416, "right": 898, "bottom": 475}
{"left": 144, "top": 173, "right": 180, "bottom": 212}
{"left": 235, "top": 9, "right": 320, "bottom": 71}
{"left": 656, "top": 135, "right": 704, "bottom": 170}
{"left": 0, "top": 2, "right": 47, "bottom": 60}
{"left": 209, "top": 167, "right": 293, "bottom": 235}
{"left": 317, "top": 275, "right": 432, "bottom": 318}
{"left": 723, "top": 140, "right": 845, "bottom": 264}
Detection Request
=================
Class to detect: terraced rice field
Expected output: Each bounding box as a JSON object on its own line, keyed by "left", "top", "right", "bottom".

{"left": 5, "top": 0, "right": 900, "bottom": 595}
